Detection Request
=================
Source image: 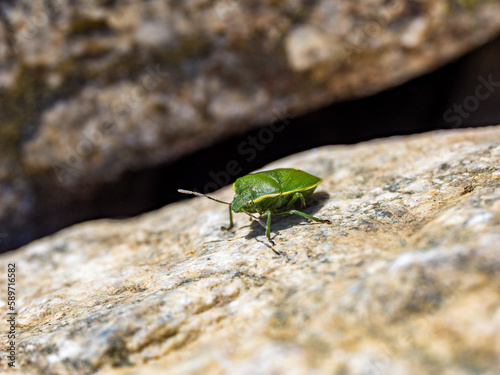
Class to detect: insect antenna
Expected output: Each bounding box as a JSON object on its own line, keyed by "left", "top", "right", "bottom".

{"left": 178, "top": 189, "right": 231, "bottom": 205}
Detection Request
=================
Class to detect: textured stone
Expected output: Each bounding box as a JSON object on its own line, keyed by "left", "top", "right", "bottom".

{"left": 0, "top": 126, "right": 499, "bottom": 374}
{"left": 2, "top": 0, "right": 500, "bottom": 249}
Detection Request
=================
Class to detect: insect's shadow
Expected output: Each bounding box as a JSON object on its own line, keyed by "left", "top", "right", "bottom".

{"left": 243, "top": 191, "right": 331, "bottom": 241}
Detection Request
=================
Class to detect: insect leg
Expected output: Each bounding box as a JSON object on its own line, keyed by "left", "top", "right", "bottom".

{"left": 277, "top": 209, "right": 332, "bottom": 224}
{"left": 228, "top": 205, "right": 234, "bottom": 229}
{"left": 263, "top": 210, "right": 276, "bottom": 245}
{"left": 282, "top": 192, "right": 306, "bottom": 211}
{"left": 265, "top": 210, "right": 272, "bottom": 239}
{"left": 296, "top": 192, "right": 306, "bottom": 208}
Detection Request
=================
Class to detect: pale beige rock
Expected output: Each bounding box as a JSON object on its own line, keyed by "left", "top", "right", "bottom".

{"left": 0, "top": 126, "right": 499, "bottom": 374}
{"left": 2, "top": 0, "right": 500, "bottom": 249}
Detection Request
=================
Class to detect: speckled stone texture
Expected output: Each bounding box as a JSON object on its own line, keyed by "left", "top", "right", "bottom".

{"left": 2, "top": 0, "right": 500, "bottom": 249}
{"left": 0, "top": 125, "right": 499, "bottom": 374}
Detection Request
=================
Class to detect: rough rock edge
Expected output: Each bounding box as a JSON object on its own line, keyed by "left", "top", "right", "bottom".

{"left": 0, "top": 126, "right": 499, "bottom": 374}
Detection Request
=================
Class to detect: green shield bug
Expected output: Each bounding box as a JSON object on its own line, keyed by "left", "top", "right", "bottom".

{"left": 178, "top": 168, "right": 331, "bottom": 245}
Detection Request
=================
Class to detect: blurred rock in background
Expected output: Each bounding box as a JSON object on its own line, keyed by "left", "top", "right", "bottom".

{"left": 1, "top": 0, "right": 500, "bottom": 252}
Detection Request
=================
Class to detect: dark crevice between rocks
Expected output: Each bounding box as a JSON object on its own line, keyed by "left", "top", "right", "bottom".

{"left": 2, "top": 34, "right": 500, "bottom": 253}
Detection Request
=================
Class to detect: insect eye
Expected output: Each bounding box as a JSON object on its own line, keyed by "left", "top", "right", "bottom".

{"left": 248, "top": 200, "right": 254, "bottom": 207}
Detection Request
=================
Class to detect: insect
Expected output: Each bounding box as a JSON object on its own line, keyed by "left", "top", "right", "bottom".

{"left": 178, "top": 168, "right": 331, "bottom": 245}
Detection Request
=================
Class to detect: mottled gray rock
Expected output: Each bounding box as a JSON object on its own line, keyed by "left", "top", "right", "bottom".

{"left": 2, "top": 0, "right": 500, "bottom": 249}
{"left": 0, "top": 126, "right": 499, "bottom": 374}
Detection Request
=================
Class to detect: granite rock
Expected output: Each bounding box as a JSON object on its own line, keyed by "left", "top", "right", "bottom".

{"left": 0, "top": 126, "right": 499, "bottom": 374}
{"left": 2, "top": 0, "right": 500, "bottom": 249}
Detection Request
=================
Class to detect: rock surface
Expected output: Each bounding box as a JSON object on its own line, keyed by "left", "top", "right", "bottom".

{"left": 2, "top": 0, "right": 500, "bottom": 249}
{"left": 1, "top": 126, "right": 499, "bottom": 374}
